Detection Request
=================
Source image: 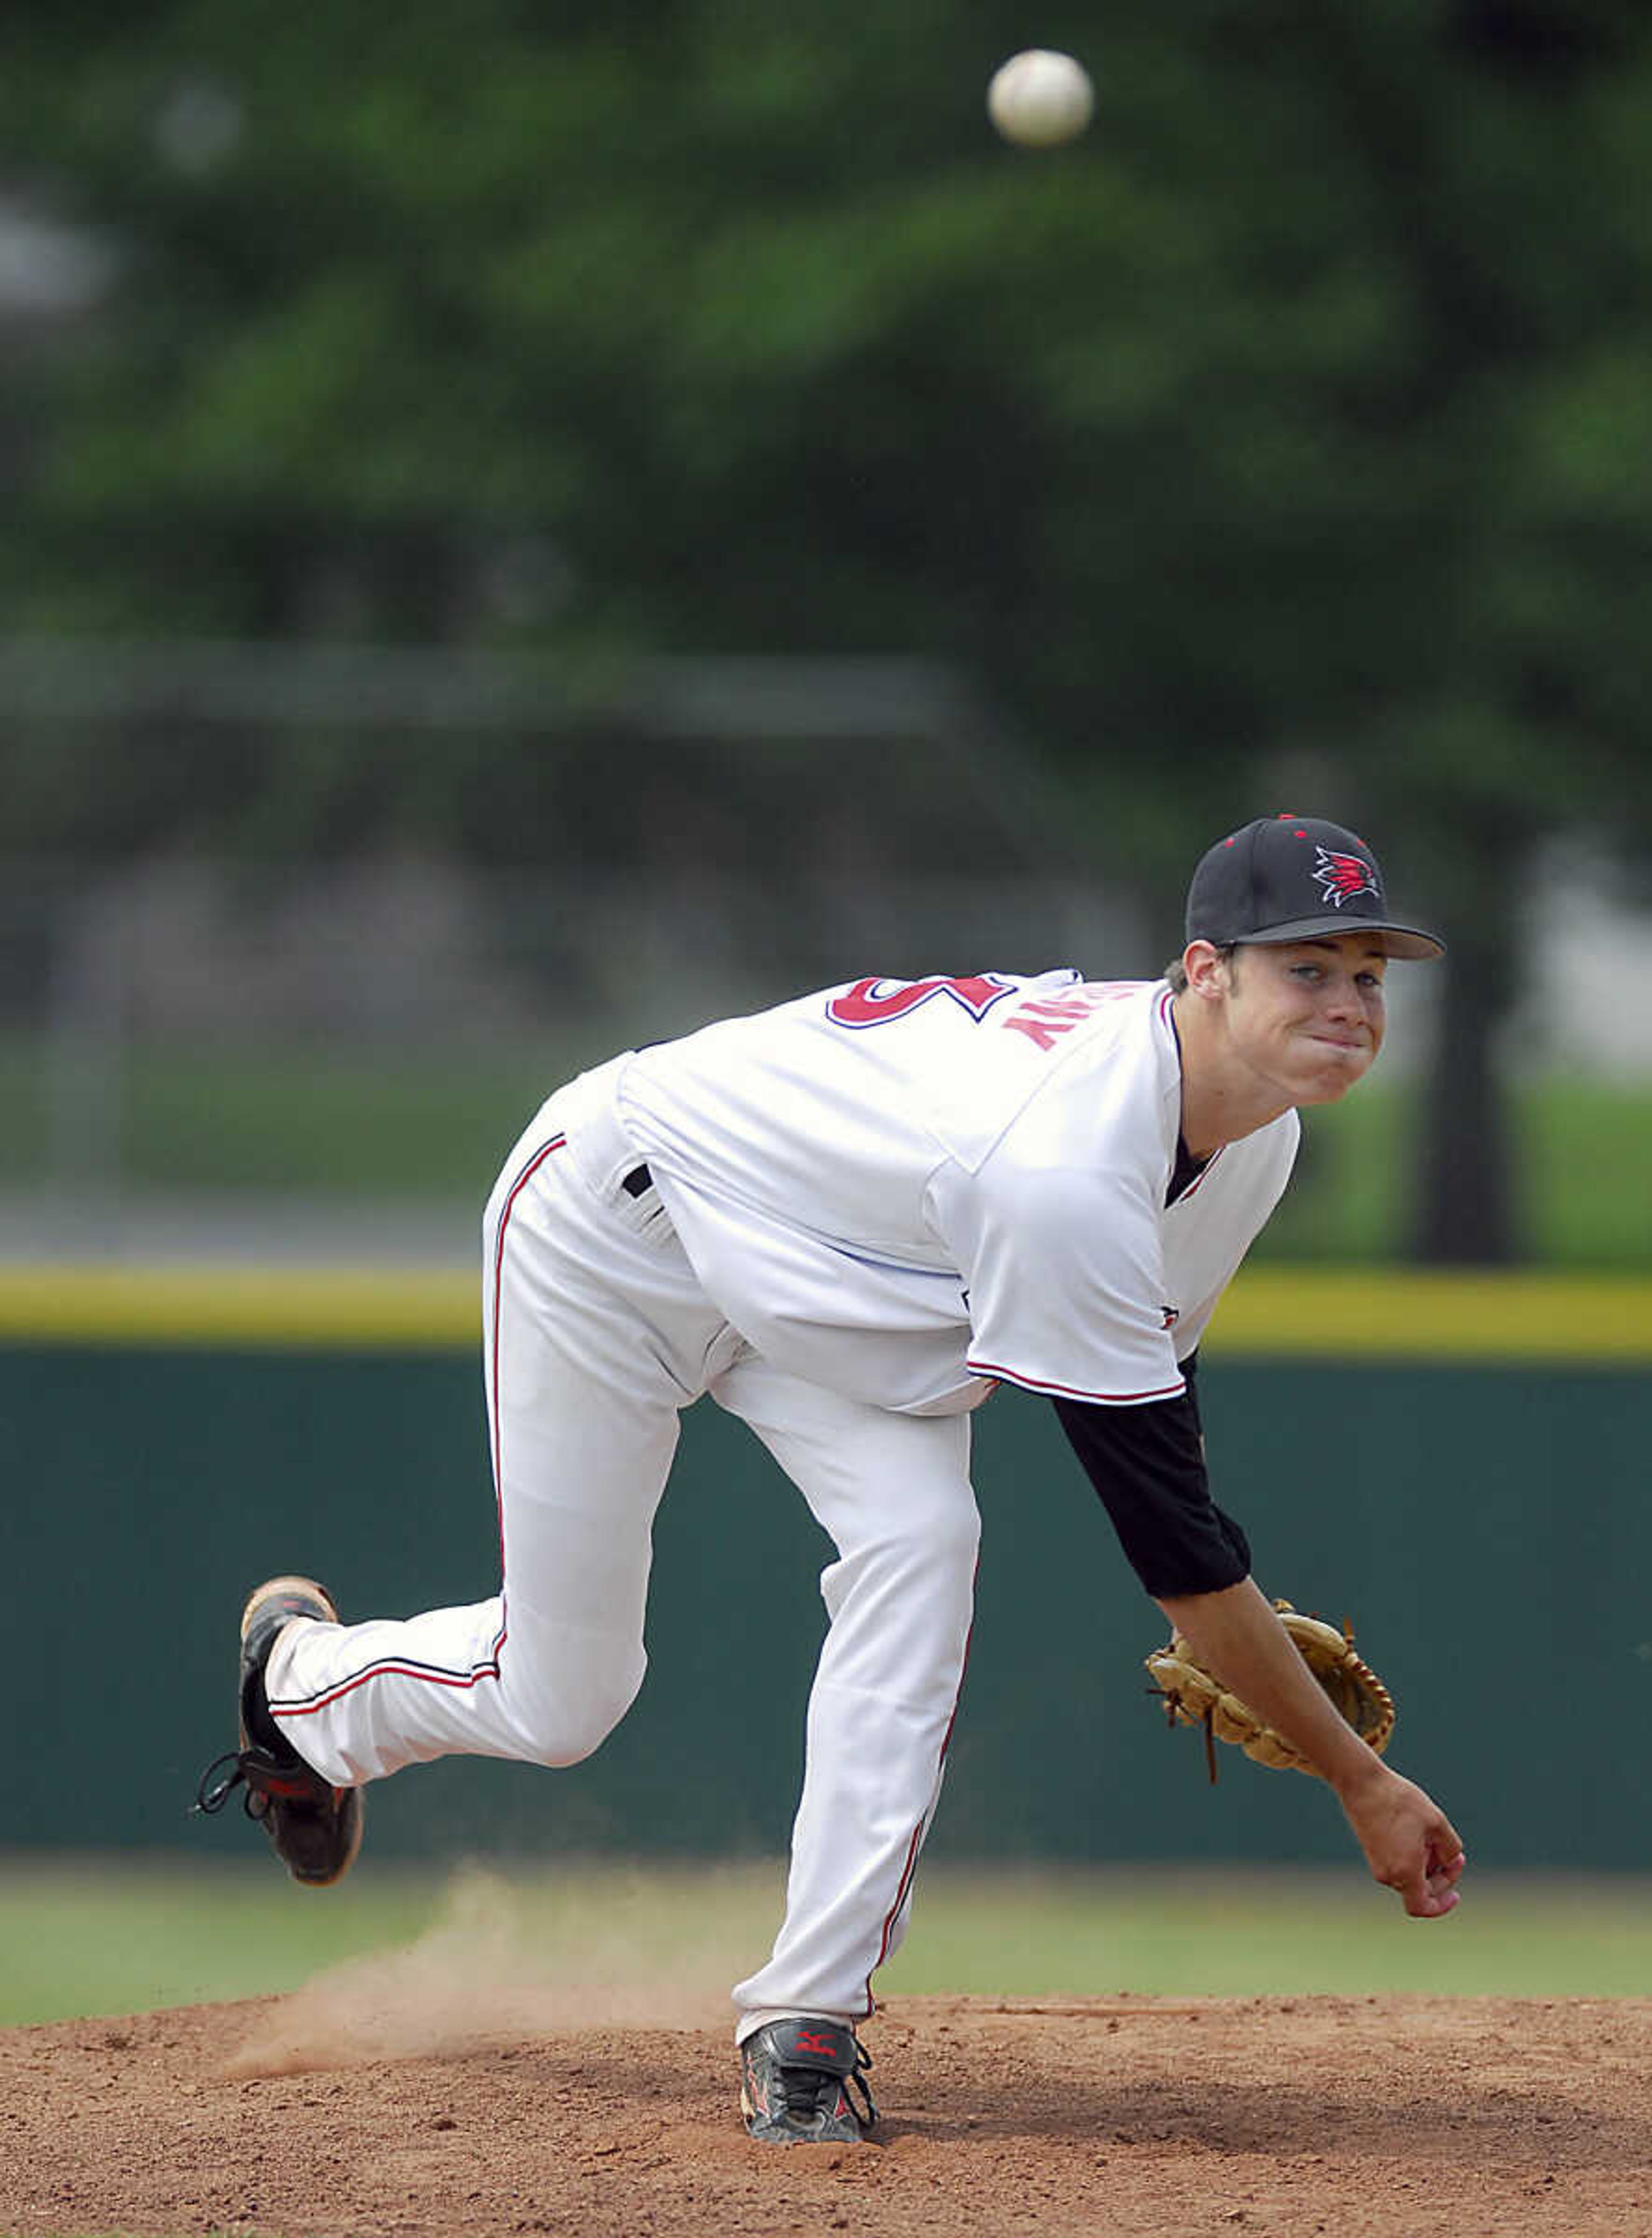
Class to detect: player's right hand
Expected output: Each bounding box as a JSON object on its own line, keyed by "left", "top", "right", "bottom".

{"left": 1336, "top": 1763, "right": 1465, "bottom": 1917}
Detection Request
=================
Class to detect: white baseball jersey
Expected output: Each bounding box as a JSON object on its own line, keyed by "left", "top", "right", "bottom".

{"left": 616, "top": 972, "right": 1299, "bottom": 1416}
{"left": 260, "top": 967, "right": 1301, "bottom": 2045}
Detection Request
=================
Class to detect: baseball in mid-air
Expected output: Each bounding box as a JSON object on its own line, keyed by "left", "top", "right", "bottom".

{"left": 987, "top": 49, "right": 1094, "bottom": 148}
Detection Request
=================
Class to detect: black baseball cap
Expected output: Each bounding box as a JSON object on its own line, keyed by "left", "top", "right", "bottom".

{"left": 1184, "top": 814, "right": 1445, "bottom": 961}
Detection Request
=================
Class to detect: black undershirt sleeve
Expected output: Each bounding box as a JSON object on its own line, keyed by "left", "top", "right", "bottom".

{"left": 1051, "top": 1356, "right": 1252, "bottom": 1599}
{"left": 1179, "top": 1345, "right": 1204, "bottom": 1438}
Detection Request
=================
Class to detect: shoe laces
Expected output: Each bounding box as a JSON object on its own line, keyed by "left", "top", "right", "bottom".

{"left": 193, "top": 1750, "right": 252, "bottom": 1818}
{"left": 775, "top": 2037, "right": 878, "bottom": 2130}
{"left": 845, "top": 2040, "right": 878, "bottom": 2127}
{"left": 191, "top": 1746, "right": 322, "bottom": 1824}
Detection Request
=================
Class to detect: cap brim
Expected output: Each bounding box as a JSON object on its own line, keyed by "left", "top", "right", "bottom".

{"left": 1236, "top": 914, "right": 1446, "bottom": 962}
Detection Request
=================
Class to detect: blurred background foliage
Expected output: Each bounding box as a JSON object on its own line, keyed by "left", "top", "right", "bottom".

{"left": 0, "top": 0, "right": 1648, "bottom": 1262}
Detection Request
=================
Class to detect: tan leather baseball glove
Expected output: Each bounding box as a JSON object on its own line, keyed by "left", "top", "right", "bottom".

{"left": 1144, "top": 1599, "right": 1396, "bottom": 1781}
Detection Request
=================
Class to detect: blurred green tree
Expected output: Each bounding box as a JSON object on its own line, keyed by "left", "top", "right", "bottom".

{"left": 0, "top": 0, "right": 1648, "bottom": 1257}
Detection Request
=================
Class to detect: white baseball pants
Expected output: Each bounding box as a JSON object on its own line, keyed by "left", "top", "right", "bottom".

{"left": 265, "top": 1059, "right": 981, "bottom": 2033}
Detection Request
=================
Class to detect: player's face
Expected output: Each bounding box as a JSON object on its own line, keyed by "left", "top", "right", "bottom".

{"left": 1222, "top": 937, "right": 1388, "bottom": 1105}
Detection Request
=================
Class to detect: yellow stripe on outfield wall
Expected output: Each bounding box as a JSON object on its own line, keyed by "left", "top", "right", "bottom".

{"left": 0, "top": 1263, "right": 1646, "bottom": 1362}
{"left": 1206, "top": 1269, "right": 1652, "bottom": 1364}
{"left": 0, "top": 1264, "right": 480, "bottom": 1349}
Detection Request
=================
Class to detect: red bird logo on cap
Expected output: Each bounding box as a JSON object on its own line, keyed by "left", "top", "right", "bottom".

{"left": 1312, "top": 845, "right": 1379, "bottom": 908}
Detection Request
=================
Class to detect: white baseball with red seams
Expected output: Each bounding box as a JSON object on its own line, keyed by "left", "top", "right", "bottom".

{"left": 265, "top": 972, "right": 1296, "bottom": 2036}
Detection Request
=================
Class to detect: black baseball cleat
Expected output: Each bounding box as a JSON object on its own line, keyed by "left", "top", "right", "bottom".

{"left": 739, "top": 2017, "right": 878, "bottom": 2145}
{"left": 193, "top": 1574, "right": 364, "bottom": 1888}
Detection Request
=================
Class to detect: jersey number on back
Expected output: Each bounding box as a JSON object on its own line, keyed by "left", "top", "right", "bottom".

{"left": 825, "top": 975, "right": 1017, "bottom": 1029}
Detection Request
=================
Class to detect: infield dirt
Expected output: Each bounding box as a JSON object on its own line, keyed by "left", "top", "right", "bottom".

{"left": 3, "top": 1990, "right": 1648, "bottom": 2237}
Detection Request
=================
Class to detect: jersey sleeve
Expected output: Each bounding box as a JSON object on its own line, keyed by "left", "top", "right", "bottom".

{"left": 928, "top": 1148, "right": 1186, "bottom": 1406}
{"left": 1052, "top": 1389, "right": 1252, "bottom": 1598}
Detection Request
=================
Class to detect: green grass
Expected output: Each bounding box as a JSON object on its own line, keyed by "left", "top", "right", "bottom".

{"left": 0, "top": 1036, "right": 598, "bottom": 1198}
{"left": 5, "top": 1858, "right": 1652, "bottom": 2031}
{"left": 1256, "top": 1077, "right": 1652, "bottom": 1269}
{"left": 0, "top": 1858, "right": 444, "bottom": 2028}
{"left": 1521, "top": 1081, "right": 1652, "bottom": 1265}
{"left": 888, "top": 1865, "right": 1652, "bottom": 1998}
{"left": 2, "top": 1043, "right": 575, "bottom": 1197}
{"left": 3, "top": 1035, "right": 1649, "bottom": 1266}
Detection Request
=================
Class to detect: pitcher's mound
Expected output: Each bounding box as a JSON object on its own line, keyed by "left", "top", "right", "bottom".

{"left": 2, "top": 1992, "right": 1646, "bottom": 2236}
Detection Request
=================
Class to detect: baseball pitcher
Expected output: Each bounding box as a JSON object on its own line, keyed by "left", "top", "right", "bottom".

{"left": 197, "top": 813, "right": 1464, "bottom": 2146}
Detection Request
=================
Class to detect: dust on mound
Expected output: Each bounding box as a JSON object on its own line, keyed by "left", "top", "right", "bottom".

{"left": 223, "top": 1862, "right": 749, "bottom": 2077}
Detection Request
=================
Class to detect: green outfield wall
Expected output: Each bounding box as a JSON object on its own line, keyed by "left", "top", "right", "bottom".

{"left": 3, "top": 1268, "right": 1648, "bottom": 1873}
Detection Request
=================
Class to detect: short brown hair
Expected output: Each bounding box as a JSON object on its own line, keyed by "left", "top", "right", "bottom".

{"left": 1164, "top": 943, "right": 1238, "bottom": 995}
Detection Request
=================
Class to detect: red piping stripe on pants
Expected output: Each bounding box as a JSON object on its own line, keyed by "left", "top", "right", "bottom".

{"left": 271, "top": 1131, "right": 568, "bottom": 1725}
{"left": 860, "top": 1565, "right": 978, "bottom": 2016}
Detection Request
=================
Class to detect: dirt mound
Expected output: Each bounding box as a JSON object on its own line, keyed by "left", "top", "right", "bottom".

{"left": 2, "top": 1989, "right": 1648, "bottom": 2235}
